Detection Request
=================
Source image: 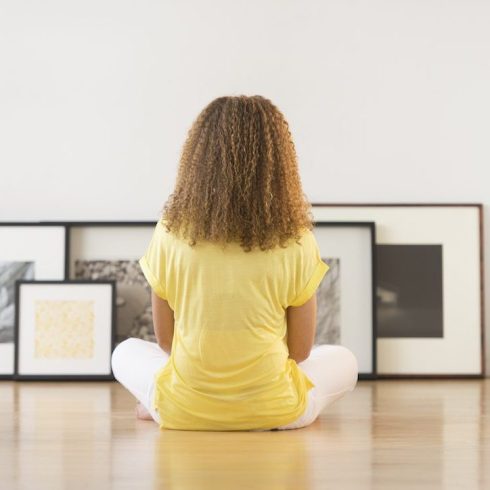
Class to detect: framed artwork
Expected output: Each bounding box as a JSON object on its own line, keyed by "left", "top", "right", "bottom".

{"left": 14, "top": 280, "right": 116, "bottom": 380}
{"left": 311, "top": 204, "right": 485, "bottom": 377}
{"left": 313, "top": 222, "right": 376, "bottom": 379}
{"left": 0, "top": 223, "right": 66, "bottom": 379}
{"left": 42, "top": 221, "right": 158, "bottom": 347}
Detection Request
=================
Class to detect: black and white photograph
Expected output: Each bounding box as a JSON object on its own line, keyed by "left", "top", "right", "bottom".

{"left": 314, "top": 257, "right": 341, "bottom": 345}
{"left": 74, "top": 259, "right": 155, "bottom": 344}
{"left": 0, "top": 261, "right": 34, "bottom": 343}
{"left": 376, "top": 244, "right": 444, "bottom": 338}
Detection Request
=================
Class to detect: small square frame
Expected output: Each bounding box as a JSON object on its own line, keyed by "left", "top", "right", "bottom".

{"left": 14, "top": 279, "right": 116, "bottom": 381}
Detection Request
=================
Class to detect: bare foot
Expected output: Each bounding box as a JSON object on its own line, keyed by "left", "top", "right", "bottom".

{"left": 135, "top": 402, "right": 154, "bottom": 421}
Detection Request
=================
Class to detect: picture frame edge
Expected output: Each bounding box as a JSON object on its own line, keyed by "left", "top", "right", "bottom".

{"left": 13, "top": 279, "right": 117, "bottom": 380}
{"left": 311, "top": 203, "right": 485, "bottom": 378}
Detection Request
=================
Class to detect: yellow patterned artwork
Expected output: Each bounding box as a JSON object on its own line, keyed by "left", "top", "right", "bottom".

{"left": 34, "top": 300, "right": 95, "bottom": 359}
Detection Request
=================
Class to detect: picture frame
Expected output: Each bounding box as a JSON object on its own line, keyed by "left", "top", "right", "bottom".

{"left": 42, "top": 220, "right": 158, "bottom": 348}
{"left": 313, "top": 222, "right": 377, "bottom": 379}
{"left": 14, "top": 279, "right": 116, "bottom": 380}
{"left": 311, "top": 204, "right": 485, "bottom": 378}
{"left": 0, "top": 222, "right": 66, "bottom": 379}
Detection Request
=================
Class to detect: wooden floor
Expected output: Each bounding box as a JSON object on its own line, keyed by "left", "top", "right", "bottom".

{"left": 1, "top": 379, "right": 489, "bottom": 489}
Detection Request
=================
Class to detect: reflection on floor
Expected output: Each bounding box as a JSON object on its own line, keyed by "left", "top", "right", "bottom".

{"left": 1, "top": 379, "right": 489, "bottom": 489}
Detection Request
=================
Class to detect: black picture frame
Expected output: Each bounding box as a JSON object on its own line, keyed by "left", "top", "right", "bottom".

{"left": 313, "top": 221, "right": 377, "bottom": 380}
{"left": 14, "top": 279, "right": 116, "bottom": 381}
{"left": 0, "top": 221, "right": 66, "bottom": 380}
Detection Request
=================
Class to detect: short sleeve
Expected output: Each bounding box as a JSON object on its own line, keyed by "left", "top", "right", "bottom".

{"left": 139, "top": 221, "right": 168, "bottom": 300}
{"left": 288, "top": 230, "right": 330, "bottom": 307}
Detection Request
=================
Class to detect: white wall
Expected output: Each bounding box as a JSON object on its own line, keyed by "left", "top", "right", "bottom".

{"left": 1, "top": 1, "right": 489, "bottom": 375}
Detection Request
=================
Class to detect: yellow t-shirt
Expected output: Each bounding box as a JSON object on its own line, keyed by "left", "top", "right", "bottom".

{"left": 138, "top": 219, "right": 330, "bottom": 431}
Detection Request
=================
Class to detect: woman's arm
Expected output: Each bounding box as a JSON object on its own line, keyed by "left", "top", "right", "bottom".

{"left": 286, "top": 294, "right": 317, "bottom": 363}
{"left": 151, "top": 290, "right": 175, "bottom": 354}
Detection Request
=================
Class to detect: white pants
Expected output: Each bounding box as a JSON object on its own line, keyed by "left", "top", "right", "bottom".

{"left": 111, "top": 338, "right": 359, "bottom": 431}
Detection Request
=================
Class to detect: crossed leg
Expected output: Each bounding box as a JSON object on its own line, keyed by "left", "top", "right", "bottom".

{"left": 111, "top": 337, "right": 169, "bottom": 423}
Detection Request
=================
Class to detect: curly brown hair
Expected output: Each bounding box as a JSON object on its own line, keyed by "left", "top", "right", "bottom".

{"left": 160, "top": 95, "right": 315, "bottom": 252}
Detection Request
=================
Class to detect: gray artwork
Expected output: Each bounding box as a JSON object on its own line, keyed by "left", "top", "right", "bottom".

{"left": 314, "top": 257, "right": 341, "bottom": 345}
{"left": 376, "top": 244, "right": 443, "bottom": 338}
{"left": 0, "top": 261, "right": 35, "bottom": 343}
{"left": 74, "top": 260, "right": 155, "bottom": 345}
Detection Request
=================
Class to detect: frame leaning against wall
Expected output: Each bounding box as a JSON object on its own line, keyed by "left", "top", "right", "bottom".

{"left": 14, "top": 279, "right": 116, "bottom": 381}
{"left": 0, "top": 222, "right": 66, "bottom": 379}
{"left": 42, "top": 220, "right": 159, "bottom": 348}
{"left": 310, "top": 203, "right": 485, "bottom": 378}
{"left": 41, "top": 219, "right": 378, "bottom": 379}
{"left": 312, "top": 221, "right": 377, "bottom": 380}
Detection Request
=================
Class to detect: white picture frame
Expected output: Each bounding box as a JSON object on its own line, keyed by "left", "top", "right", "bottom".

{"left": 312, "top": 204, "right": 484, "bottom": 377}
{"left": 313, "top": 222, "right": 376, "bottom": 378}
{"left": 0, "top": 223, "right": 66, "bottom": 378}
{"left": 14, "top": 280, "right": 116, "bottom": 380}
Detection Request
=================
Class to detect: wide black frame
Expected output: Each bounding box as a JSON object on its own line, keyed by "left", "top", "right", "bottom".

{"left": 14, "top": 279, "right": 117, "bottom": 381}
{"left": 314, "top": 221, "right": 377, "bottom": 380}
{"left": 0, "top": 221, "right": 67, "bottom": 380}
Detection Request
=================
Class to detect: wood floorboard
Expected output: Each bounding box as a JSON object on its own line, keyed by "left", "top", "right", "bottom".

{"left": 1, "top": 379, "right": 489, "bottom": 489}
